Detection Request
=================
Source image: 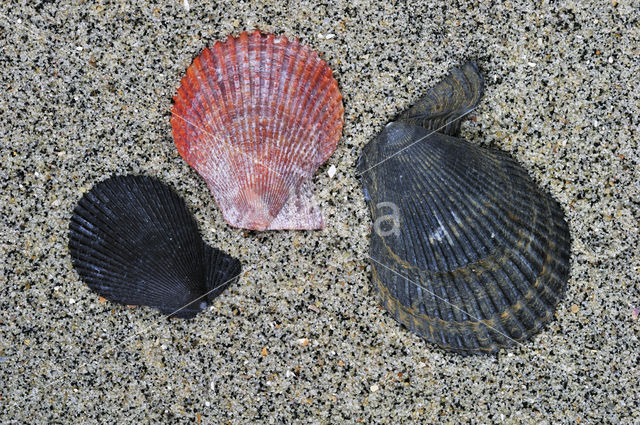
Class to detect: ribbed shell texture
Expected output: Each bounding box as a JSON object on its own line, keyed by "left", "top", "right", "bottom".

{"left": 358, "top": 63, "right": 571, "bottom": 354}
{"left": 172, "top": 31, "right": 344, "bottom": 230}
{"left": 68, "top": 175, "right": 241, "bottom": 318}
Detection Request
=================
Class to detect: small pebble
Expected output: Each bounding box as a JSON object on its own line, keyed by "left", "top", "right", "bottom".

{"left": 327, "top": 164, "right": 337, "bottom": 178}
{"left": 370, "top": 384, "right": 379, "bottom": 393}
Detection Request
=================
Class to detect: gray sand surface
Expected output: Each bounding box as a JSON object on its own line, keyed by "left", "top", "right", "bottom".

{"left": 1, "top": 1, "right": 639, "bottom": 423}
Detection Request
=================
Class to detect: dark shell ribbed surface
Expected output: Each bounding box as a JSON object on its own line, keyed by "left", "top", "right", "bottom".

{"left": 68, "top": 175, "right": 241, "bottom": 318}
{"left": 358, "top": 63, "right": 571, "bottom": 354}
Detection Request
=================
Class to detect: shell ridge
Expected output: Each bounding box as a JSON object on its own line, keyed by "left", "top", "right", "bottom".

{"left": 264, "top": 40, "right": 328, "bottom": 228}
{"left": 410, "top": 138, "right": 552, "bottom": 273}
{"left": 110, "top": 178, "right": 206, "bottom": 299}
{"left": 69, "top": 226, "right": 160, "bottom": 293}
{"left": 227, "top": 34, "right": 255, "bottom": 215}
{"left": 316, "top": 87, "right": 345, "bottom": 163}
{"left": 375, "top": 177, "right": 434, "bottom": 314}
{"left": 264, "top": 37, "right": 282, "bottom": 189}
{"left": 302, "top": 75, "right": 336, "bottom": 163}
{"left": 141, "top": 177, "right": 207, "bottom": 294}
{"left": 495, "top": 264, "right": 543, "bottom": 336}
{"left": 263, "top": 35, "right": 285, "bottom": 225}
{"left": 290, "top": 72, "right": 327, "bottom": 169}
{"left": 262, "top": 48, "right": 337, "bottom": 228}
{"left": 408, "top": 135, "right": 496, "bottom": 265}
{"left": 115, "top": 178, "right": 197, "bottom": 290}
{"left": 474, "top": 266, "right": 524, "bottom": 339}
{"left": 408, "top": 144, "right": 552, "bottom": 330}
{"left": 69, "top": 204, "right": 160, "bottom": 282}
{"left": 83, "top": 182, "right": 171, "bottom": 266}
{"left": 279, "top": 41, "right": 313, "bottom": 196}
{"left": 299, "top": 60, "right": 337, "bottom": 166}
{"left": 191, "top": 55, "right": 232, "bottom": 192}
{"left": 260, "top": 37, "right": 294, "bottom": 226}
{"left": 286, "top": 47, "right": 324, "bottom": 172}
{"left": 450, "top": 272, "right": 486, "bottom": 349}
{"left": 238, "top": 33, "right": 254, "bottom": 162}
{"left": 260, "top": 33, "right": 275, "bottom": 158}
{"left": 199, "top": 50, "right": 249, "bottom": 214}
{"left": 268, "top": 39, "right": 306, "bottom": 219}
{"left": 373, "top": 162, "right": 456, "bottom": 327}
{"left": 248, "top": 33, "right": 263, "bottom": 204}
{"left": 217, "top": 40, "right": 256, "bottom": 225}
{"left": 96, "top": 177, "right": 205, "bottom": 299}
{"left": 176, "top": 67, "right": 218, "bottom": 176}
{"left": 399, "top": 189, "right": 462, "bottom": 327}
{"left": 408, "top": 181, "right": 503, "bottom": 332}
{"left": 237, "top": 32, "right": 257, "bottom": 200}
{"left": 328, "top": 91, "right": 346, "bottom": 152}
{"left": 403, "top": 168, "right": 502, "bottom": 336}
{"left": 257, "top": 34, "right": 278, "bottom": 226}
{"left": 70, "top": 189, "right": 180, "bottom": 305}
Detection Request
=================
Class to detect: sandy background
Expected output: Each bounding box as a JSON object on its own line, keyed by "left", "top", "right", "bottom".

{"left": 1, "top": 0, "right": 638, "bottom": 423}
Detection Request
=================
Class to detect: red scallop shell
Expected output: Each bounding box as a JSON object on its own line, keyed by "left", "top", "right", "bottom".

{"left": 171, "top": 31, "right": 344, "bottom": 230}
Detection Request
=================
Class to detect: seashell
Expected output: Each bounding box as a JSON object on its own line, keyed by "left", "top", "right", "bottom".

{"left": 358, "top": 63, "right": 571, "bottom": 354}
{"left": 68, "top": 175, "right": 241, "bottom": 318}
{"left": 171, "top": 31, "right": 344, "bottom": 230}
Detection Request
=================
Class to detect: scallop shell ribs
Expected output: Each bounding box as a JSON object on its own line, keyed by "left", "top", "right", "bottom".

{"left": 358, "top": 63, "right": 571, "bottom": 354}
{"left": 68, "top": 175, "right": 241, "bottom": 318}
{"left": 171, "top": 31, "right": 344, "bottom": 230}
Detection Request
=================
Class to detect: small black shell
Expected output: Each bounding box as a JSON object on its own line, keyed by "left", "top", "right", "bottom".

{"left": 358, "top": 63, "right": 571, "bottom": 354}
{"left": 68, "top": 175, "right": 241, "bottom": 318}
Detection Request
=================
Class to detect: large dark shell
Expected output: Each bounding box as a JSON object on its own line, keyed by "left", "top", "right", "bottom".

{"left": 358, "top": 63, "right": 571, "bottom": 354}
{"left": 68, "top": 175, "right": 241, "bottom": 318}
